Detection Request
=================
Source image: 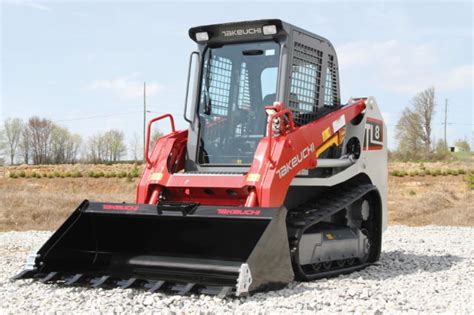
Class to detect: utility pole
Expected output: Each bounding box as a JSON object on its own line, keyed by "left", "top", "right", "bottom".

{"left": 444, "top": 98, "right": 448, "bottom": 147}
{"left": 143, "top": 82, "right": 147, "bottom": 161}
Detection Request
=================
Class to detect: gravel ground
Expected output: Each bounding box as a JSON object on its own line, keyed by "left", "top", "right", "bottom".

{"left": 1, "top": 226, "right": 473, "bottom": 314}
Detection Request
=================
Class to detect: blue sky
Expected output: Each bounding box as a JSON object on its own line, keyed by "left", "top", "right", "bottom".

{"left": 1, "top": 0, "right": 473, "bottom": 154}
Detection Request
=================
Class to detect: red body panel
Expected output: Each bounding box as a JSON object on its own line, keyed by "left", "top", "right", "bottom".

{"left": 136, "top": 100, "right": 366, "bottom": 207}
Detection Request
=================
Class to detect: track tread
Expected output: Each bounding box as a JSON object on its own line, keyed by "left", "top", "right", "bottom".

{"left": 287, "top": 184, "right": 377, "bottom": 281}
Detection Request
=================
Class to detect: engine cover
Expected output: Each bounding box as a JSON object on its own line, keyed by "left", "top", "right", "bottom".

{"left": 298, "top": 227, "right": 368, "bottom": 265}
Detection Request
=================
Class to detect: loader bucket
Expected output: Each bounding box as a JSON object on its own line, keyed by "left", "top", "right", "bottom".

{"left": 14, "top": 200, "right": 294, "bottom": 296}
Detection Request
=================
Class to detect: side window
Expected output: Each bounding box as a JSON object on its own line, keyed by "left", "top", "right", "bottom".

{"left": 324, "top": 54, "right": 339, "bottom": 106}
{"left": 290, "top": 62, "right": 317, "bottom": 112}
{"left": 324, "top": 66, "right": 333, "bottom": 105}
{"left": 261, "top": 67, "right": 278, "bottom": 102}
{"left": 289, "top": 42, "right": 323, "bottom": 125}
{"left": 200, "top": 55, "right": 232, "bottom": 116}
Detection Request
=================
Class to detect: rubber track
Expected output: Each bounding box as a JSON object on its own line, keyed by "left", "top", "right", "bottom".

{"left": 286, "top": 184, "right": 377, "bottom": 281}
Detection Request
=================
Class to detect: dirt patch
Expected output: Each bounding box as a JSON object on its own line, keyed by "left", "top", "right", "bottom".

{"left": 388, "top": 175, "right": 473, "bottom": 226}
{"left": 1, "top": 164, "right": 472, "bottom": 231}
{"left": 0, "top": 177, "right": 138, "bottom": 231}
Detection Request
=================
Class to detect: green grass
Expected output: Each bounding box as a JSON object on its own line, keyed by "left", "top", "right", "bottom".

{"left": 71, "top": 171, "right": 82, "bottom": 178}
{"left": 390, "top": 168, "right": 469, "bottom": 177}
{"left": 6, "top": 168, "right": 139, "bottom": 180}
{"left": 468, "top": 173, "right": 474, "bottom": 190}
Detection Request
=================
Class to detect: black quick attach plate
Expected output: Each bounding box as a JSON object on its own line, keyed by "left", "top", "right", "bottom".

{"left": 155, "top": 201, "right": 199, "bottom": 215}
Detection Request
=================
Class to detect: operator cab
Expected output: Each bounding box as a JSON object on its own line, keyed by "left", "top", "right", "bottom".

{"left": 185, "top": 19, "right": 340, "bottom": 172}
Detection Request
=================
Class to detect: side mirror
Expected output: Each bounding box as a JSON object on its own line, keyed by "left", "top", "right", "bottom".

{"left": 183, "top": 51, "right": 200, "bottom": 123}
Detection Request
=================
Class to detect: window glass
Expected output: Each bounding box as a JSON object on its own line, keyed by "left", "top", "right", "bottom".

{"left": 198, "top": 41, "right": 280, "bottom": 165}
{"left": 261, "top": 67, "right": 278, "bottom": 101}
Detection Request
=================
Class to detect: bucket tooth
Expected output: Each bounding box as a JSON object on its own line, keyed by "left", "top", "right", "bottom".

{"left": 40, "top": 272, "right": 60, "bottom": 283}
{"left": 64, "top": 274, "right": 84, "bottom": 286}
{"left": 90, "top": 275, "right": 111, "bottom": 288}
{"left": 203, "top": 286, "right": 232, "bottom": 297}
{"left": 144, "top": 280, "right": 165, "bottom": 293}
{"left": 11, "top": 269, "right": 36, "bottom": 280}
{"left": 218, "top": 286, "right": 233, "bottom": 298}
{"left": 172, "top": 283, "right": 195, "bottom": 295}
{"left": 117, "top": 278, "right": 138, "bottom": 289}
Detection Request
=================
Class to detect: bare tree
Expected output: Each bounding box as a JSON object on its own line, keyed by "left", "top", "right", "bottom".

{"left": 19, "top": 127, "right": 31, "bottom": 164}
{"left": 395, "top": 87, "right": 436, "bottom": 159}
{"left": 412, "top": 87, "right": 435, "bottom": 151}
{"left": 0, "top": 128, "right": 6, "bottom": 165}
{"left": 28, "top": 116, "right": 53, "bottom": 164}
{"left": 50, "top": 126, "right": 69, "bottom": 163}
{"left": 86, "top": 130, "right": 126, "bottom": 163}
{"left": 395, "top": 108, "right": 423, "bottom": 155}
{"left": 49, "top": 126, "right": 82, "bottom": 164}
{"left": 454, "top": 139, "right": 471, "bottom": 152}
{"left": 65, "top": 133, "right": 82, "bottom": 163}
{"left": 3, "top": 118, "right": 23, "bottom": 164}
{"left": 129, "top": 132, "right": 142, "bottom": 162}
{"left": 86, "top": 134, "right": 106, "bottom": 163}
{"left": 104, "top": 130, "right": 126, "bottom": 162}
{"left": 149, "top": 129, "right": 164, "bottom": 152}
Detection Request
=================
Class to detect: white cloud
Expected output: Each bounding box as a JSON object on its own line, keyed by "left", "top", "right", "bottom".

{"left": 337, "top": 39, "right": 472, "bottom": 94}
{"left": 439, "top": 64, "right": 473, "bottom": 90}
{"left": 86, "top": 75, "right": 165, "bottom": 99}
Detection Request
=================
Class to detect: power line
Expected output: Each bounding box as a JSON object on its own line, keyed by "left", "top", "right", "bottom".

{"left": 51, "top": 109, "right": 183, "bottom": 124}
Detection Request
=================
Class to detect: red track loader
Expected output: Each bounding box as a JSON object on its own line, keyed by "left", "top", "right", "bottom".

{"left": 15, "top": 19, "right": 387, "bottom": 297}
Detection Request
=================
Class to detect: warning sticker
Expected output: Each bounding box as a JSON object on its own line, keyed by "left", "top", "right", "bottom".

{"left": 247, "top": 173, "right": 260, "bottom": 182}
{"left": 332, "top": 115, "right": 346, "bottom": 132}
{"left": 149, "top": 172, "right": 163, "bottom": 181}
{"left": 322, "top": 127, "right": 332, "bottom": 141}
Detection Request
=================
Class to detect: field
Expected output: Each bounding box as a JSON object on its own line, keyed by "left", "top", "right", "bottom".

{"left": 0, "top": 162, "right": 473, "bottom": 231}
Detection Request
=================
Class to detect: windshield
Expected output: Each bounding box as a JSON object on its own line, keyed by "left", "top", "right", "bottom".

{"left": 197, "top": 41, "right": 280, "bottom": 165}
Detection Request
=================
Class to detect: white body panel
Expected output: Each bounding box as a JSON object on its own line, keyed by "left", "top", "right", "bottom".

{"left": 290, "top": 97, "right": 388, "bottom": 231}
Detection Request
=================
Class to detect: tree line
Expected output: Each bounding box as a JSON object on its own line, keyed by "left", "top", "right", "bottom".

{"left": 394, "top": 87, "right": 471, "bottom": 161}
{"left": 0, "top": 116, "right": 128, "bottom": 165}
{"left": 0, "top": 89, "right": 470, "bottom": 165}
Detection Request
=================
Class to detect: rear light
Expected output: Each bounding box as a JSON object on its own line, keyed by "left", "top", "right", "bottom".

{"left": 195, "top": 32, "right": 209, "bottom": 42}
{"left": 263, "top": 25, "right": 277, "bottom": 35}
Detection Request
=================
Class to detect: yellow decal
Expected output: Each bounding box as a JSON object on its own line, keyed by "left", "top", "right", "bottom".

{"left": 322, "top": 127, "right": 332, "bottom": 141}
{"left": 325, "top": 233, "right": 334, "bottom": 240}
{"left": 247, "top": 173, "right": 261, "bottom": 182}
{"left": 149, "top": 172, "right": 163, "bottom": 181}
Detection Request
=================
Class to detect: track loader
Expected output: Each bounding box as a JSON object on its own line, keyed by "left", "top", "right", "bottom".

{"left": 15, "top": 19, "right": 387, "bottom": 297}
